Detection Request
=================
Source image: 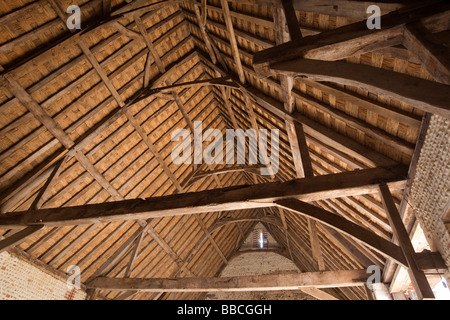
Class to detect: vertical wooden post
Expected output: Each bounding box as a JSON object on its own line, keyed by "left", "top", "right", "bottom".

{"left": 378, "top": 183, "right": 435, "bottom": 300}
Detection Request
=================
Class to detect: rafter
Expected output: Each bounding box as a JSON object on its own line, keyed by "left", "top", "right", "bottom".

{"left": 193, "top": 2, "right": 217, "bottom": 64}
{"left": 182, "top": 13, "right": 423, "bottom": 128}
{"left": 269, "top": 58, "right": 450, "bottom": 119}
{"left": 0, "top": 225, "right": 44, "bottom": 254}
{"left": 198, "top": 50, "right": 405, "bottom": 167}
{"left": 189, "top": 165, "right": 263, "bottom": 182}
{"left": 275, "top": 198, "right": 407, "bottom": 266}
{"left": 209, "top": 215, "right": 283, "bottom": 233}
{"left": 1, "top": 0, "right": 448, "bottom": 301}
{"left": 402, "top": 22, "right": 450, "bottom": 85}
{"left": 378, "top": 183, "right": 434, "bottom": 300}
{"left": 253, "top": 1, "right": 450, "bottom": 76}
{"left": 0, "top": 14, "right": 191, "bottom": 213}
{"left": 251, "top": 0, "right": 406, "bottom": 20}
{"left": 220, "top": 0, "right": 246, "bottom": 84}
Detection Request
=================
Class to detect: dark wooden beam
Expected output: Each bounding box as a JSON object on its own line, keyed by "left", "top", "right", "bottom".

{"left": 378, "top": 184, "right": 435, "bottom": 300}
{"left": 210, "top": 215, "right": 284, "bottom": 233}
{"left": 0, "top": 166, "right": 408, "bottom": 228}
{"left": 198, "top": 51, "right": 400, "bottom": 167}
{"left": 193, "top": 2, "right": 217, "bottom": 64}
{"left": 220, "top": 0, "right": 246, "bottom": 83}
{"left": 275, "top": 199, "right": 408, "bottom": 267}
{"left": 280, "top": 0, "right": 301, "bottom": 40}
{"left": 253, "top": 1, "right": 450, "bottom": 77}
{"left": 86, "top": 269, "right": 368, "bottom": 292}
{"left": 269, "top": 59, "right": 450, "bottom": 119}
{"left": 0, "top": 226, "right": 44, "bottom": 253}
{"left": 142, "top": 77, "right": 239, "bottom": 98}
{"left": 403, "top": 22, "right": 450, "bottom": 85}
{"left": 252, "top": 0, "right": 407, "bottom": 20}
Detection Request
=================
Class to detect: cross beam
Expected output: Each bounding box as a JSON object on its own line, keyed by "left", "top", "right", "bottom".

{"left": 86, "top": 269, "right": 368, "bottom": 292}
{"left": 0, "top": 166, "right": 407, "bottom": 229}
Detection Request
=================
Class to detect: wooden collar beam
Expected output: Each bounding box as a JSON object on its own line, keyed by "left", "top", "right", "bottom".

{"left": 252, "top": 1, "right": 450, "bottom": 118}
{"left": 86, "top": 269, "right": 369, "bottom": 292}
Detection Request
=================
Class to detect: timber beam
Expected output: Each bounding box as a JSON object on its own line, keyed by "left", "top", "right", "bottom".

{"left": 275, "top": 198, "right": 408, "bottom": 266}
{"left": 268, "top": 59, "right": 450, "bottom": 119}
{"left": 0, "top": 166, "right": 407, "bottom": 229}
{"left": 251, "top": 2, "right": 450, "bottom": 118}
{"left": 253, "top": 1, "right": 450, "bottom": 76}
{"left": 251, "top": 0, "right": 407, "bottom": 20}
{"left": 86, "top": 269, "right": 369, "bottom": 292}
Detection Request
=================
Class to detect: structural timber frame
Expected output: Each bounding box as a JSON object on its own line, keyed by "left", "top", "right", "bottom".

{"left": 0, "top": 0, "right": 449, "bottom": 300}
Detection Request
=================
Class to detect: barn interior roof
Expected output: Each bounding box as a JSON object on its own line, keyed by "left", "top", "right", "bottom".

{"left": 0, "top": 0, "right": 449, "bottom": 300}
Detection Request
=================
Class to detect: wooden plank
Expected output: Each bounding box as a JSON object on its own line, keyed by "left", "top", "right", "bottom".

{"left": 143, "top": 77, "right": 239, "bottom": 97}
{"left": 280, "top": 0, "right": 301, "bottom": 40}
{"left": 254, "top": 23, "right": 404, "bottom": 76}
{"left": 253, "top": 1, "right": 450, "bottom": 77}
{"left": 287, "top": 121, "right": 314, "bottom": 178}
{"left": 2, "top": 75, "right": 74, "bottom": 149}
{"left": 134, "top": 13, "right": 165, "bottom": 73}
{"left": 74, "top": 151, "right": 124, "bottom": 201}
{"left": 124, "top": 231, "right": 145, "bottom": 277}
{"left": 113, "top": 22, "right": 144, "bottom": 41}
{"left": 29, "top": 157, "right": 66, "bottom": 210}
{"left": 210, "top": 216, "right": 283, "bottom": 233}
{"left": 270, "top": 59, "right": 450, "bottom": 119}
{"left": 275, "top": 199, "right": 408, "bottom": 266}
{"left": 102, "top": 0, "right": 112, "bottom": 17}
{"left": 189, "top": 18, "right": 421, "bottom": 127}
{"left": 198, "top": 51, "right": 401, "bottom": 167}
{"left": 220, "top": 0, "right": 246, "bottom": 84}
{"left": 112, "top": 0, "right": 185, "bottom": 17}
{"left": 87, "top": 269, "right": 368, "bottom": 291}
{"left": 378, "top": 184, "right": 435, "bottom": 300}
{"left": 252, "top": 0, "right": 406, "bottom": 20}
{"left": 0, "top": 166, "right": 408, "bottom": 228}
{"left": 301, "top": 287, "right": 338, "bottom": 300}
{"left": 403, "top": 22, "right": 450, "bottom": 85}
{"left": 0, "top": 226, "right": 44, "bottom": 253}
{"left": 189, "top": 165, "right": 262, "bottom": 185}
